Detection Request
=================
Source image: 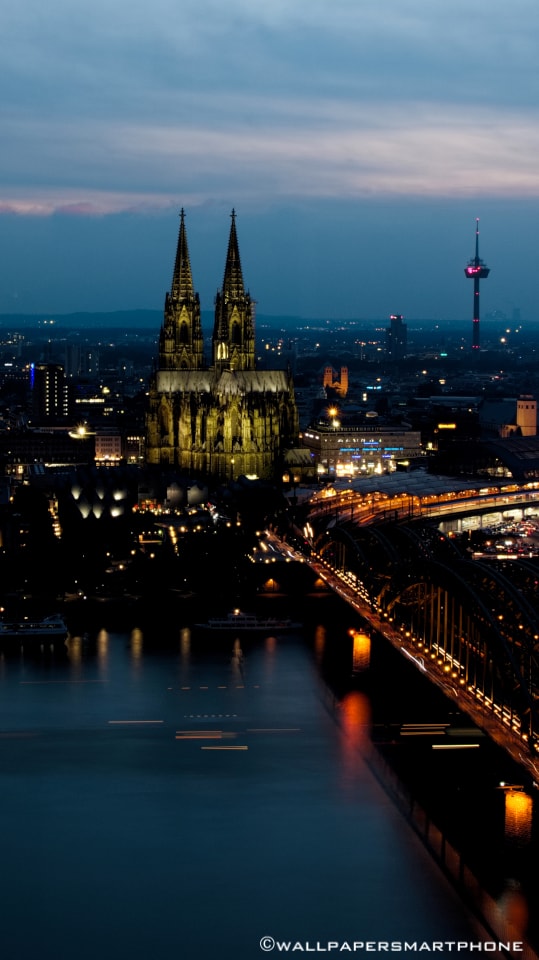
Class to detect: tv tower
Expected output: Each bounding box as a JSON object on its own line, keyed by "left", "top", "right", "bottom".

{"left": 464, "top": 218, "right": 490, "bottom": 351}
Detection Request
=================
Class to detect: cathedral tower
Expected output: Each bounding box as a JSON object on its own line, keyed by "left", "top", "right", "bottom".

{"left": 213, "top": 210, "right": 255, "bottom": 374}
{"left": 145, "top": 210, "right": 298, "bottom": 480}
{"left": 158, "top": 209, "right": 204, "bottom": 370}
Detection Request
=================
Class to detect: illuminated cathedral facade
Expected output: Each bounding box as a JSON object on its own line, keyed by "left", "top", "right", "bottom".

{"left": 145, "top": 210, "right": 299, "bottom": 480}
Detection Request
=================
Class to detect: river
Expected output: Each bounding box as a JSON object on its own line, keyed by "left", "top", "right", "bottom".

{"left": 0, "top": 594, "right": 533, "bottom": 960}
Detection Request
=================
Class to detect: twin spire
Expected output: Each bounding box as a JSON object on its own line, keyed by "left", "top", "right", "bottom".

{"left": 163, "top": 209, "right": 254, "bottom": 373}
{"left": 170, "top": 208, "right": 246, "bottom": 307}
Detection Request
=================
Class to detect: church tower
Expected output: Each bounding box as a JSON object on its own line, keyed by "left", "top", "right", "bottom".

{"left": 145, "top": 210, "right": 299, "bottom": 480}
{"left": 158, "top": 209, "right": 204, "bottom": 370}
{"left": 213, "top": 210, "right": 255, "bottom": 374}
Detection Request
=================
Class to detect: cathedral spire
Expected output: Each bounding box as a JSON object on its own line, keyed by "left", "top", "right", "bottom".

{"left": 159, "top": 208, "right": 204, "bottom": 370}
{"left": 222, "top": 209, "right": 245, "bottom": 302}
{"left": 213, "top": 210, "right": 255, "bottom": 373}
{"left": 170, "top": 208, "right": 195, "bottom": 303}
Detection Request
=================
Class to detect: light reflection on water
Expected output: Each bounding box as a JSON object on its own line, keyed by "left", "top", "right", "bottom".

{"left": 313, "top": 624, "right": 326, "bottom": 664}
{"left": 351, "top": 630, "right": 371, "bottom": 673}
{"left": 0, "top": 606, "right": 537, "bottom": 957}
{"left": 230, "top": 638, "right": 245, "bottom": 681}
{"left": 130, "top": 628, "right": 143, "bottom": 662}
{"left": 504, "top": 790, "right": 533, "bottom": 845}
{"left": 497, "top": 879, "right": 530, "bottom": 940}
{"left": 180, "top": 626, "right": 191, "bottom": 662}
{"left": 96, "top": 628, "right": 109, "bottom": 675}
{"left": 337, "top": 690, "right": 372, "bottom": 793}
{"left": 339, "top": 689, "right": 372, "bottom": 748}
{"left": 66, "top": 634, "right": 82, "bottom": 663}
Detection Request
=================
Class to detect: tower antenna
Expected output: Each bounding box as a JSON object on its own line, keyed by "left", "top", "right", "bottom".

{"left": 464, "top": 218, "right": 490, "bottom": 352}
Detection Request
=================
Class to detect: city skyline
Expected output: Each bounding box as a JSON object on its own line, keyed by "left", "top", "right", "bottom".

{"left": 1, "top": 1, "right": 539, "bottom": 321}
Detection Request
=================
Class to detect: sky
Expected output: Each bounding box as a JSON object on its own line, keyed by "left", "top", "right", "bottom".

{"left": 1, "top": 0, "right": 539, "bottom": 323}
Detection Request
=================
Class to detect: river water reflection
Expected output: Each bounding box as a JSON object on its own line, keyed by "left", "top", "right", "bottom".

{"left": 0, "top": 598, "right": 534, "bottom": 960}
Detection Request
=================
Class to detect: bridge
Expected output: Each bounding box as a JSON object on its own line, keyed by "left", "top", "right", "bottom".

{"left": 284, "top": 475, "right": 539, "bottom": 778}
{"left": 307, "top": 474, "right": 539, "bottom": 527}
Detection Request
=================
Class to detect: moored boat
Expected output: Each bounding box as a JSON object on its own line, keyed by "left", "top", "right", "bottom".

{"left": 194, "top": 608, "right": 301, "bottom": 633}
{"left": 0, "top": 615, "right": 68, "bottom": 643}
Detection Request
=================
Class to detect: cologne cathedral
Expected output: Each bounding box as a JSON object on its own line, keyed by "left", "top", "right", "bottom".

{"left": 145, "top": 210, "right": 299, "bottom": 480}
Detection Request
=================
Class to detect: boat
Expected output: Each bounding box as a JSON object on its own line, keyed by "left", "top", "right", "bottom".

{"left": 0, "top": 615, "right": 68, "bottom": 643}
{"left": 194, "top": 608, "right": 301, "bottom": 633}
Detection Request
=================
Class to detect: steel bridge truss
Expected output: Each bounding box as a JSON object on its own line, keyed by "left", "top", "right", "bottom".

{"left": 313, "top": 517, "right": 539, "bottom": 751}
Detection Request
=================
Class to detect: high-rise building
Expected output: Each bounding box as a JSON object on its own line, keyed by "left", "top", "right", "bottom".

{"left": 30, "top": 363, "right": 70, "bottom": 423}
{"left": 385, "top": 314, "right": 407, "bottom": 361}
{"left": 64, "top": 344, "right": 81, "bottom": 377}
{"left": 145, "top": 210, "right": 299, "bottom": 480}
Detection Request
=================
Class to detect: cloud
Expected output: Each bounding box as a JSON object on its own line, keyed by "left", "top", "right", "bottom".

{"left": 2, "top": 0, "right": 539, "bottom": 114}
{"left": 2, "top": 1, "right": 539, "bottom": 217}
{"left": 2, "top": 97, "right": 539, "bottom": 215}
{"left": 3, "top": 0, "right": 539, "bottom": 319}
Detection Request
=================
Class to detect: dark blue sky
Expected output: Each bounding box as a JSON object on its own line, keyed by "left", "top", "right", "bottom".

{"left": 1, "top": 0, "right": 538, "bottom": 322}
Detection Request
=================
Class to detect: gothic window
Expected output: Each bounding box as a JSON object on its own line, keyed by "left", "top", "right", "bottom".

{"left": 179, "top": 322, "right": 189, "bottom": 344}
{"left": 159, "top": 399, "right": 170, "bottom": 437}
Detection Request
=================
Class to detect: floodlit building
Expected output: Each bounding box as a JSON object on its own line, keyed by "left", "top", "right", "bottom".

{"left": 322, "top": 365, "right": 349, "bottom": 397}
{"left": 479, "top": 395, "right": 537, "bottom": 439}
{"left": 303, "top": 411, "right": 422, "bottom": 478}
{"left": 145, "top": 210, "right": 299, "bottom": 480}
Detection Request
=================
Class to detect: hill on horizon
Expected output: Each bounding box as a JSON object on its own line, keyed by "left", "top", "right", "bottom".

{"left": 0, "top": 310, "right": 529, "bottom": 333}
{"left": 0, "top": 310, "right": 341, "bottom": 333}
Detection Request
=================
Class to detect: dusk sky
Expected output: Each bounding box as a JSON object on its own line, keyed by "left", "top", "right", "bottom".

{"left": 2, "top": 0, "right": 539, "bottom": 322}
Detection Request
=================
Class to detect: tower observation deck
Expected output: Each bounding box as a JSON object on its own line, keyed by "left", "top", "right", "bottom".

{"left": 464, "top": 218, "right": 490, "bottom": 351}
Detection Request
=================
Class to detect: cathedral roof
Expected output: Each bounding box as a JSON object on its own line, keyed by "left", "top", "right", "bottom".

{"left": 155, "top": 368, "right": 290, "bottom": 395}
{"left": 216, "top": 369, "right": 290, "bottom": 395}
{"left": 156, "top": 370, "right": 213, "bottom": 393}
